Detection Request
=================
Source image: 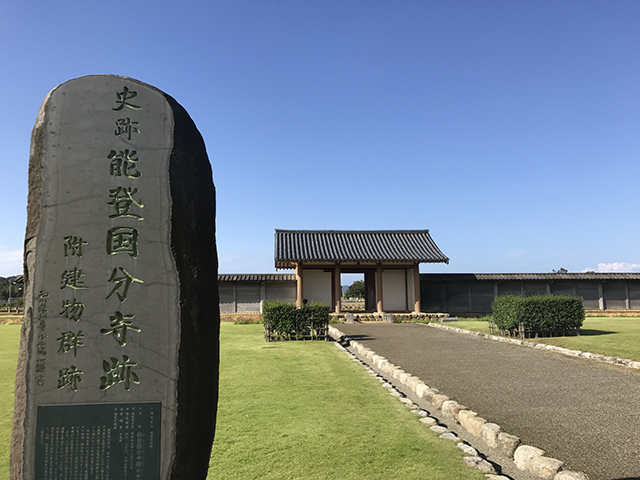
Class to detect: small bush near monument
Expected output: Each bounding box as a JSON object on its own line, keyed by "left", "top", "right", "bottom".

{"left": 263, "top": 301, "right": 329, "bottom": 341}
{"left": 492, "top": 295, "right": 584, "bottom": 338}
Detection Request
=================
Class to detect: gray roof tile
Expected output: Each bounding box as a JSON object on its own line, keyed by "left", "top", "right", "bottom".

{"left": 218, "top": 274, "right": 296, "bottom": 282}
{"left": 275, "top": 229, "right": 449, "bottom": 268}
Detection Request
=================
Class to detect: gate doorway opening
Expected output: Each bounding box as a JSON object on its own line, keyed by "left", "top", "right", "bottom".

{"left": 341, "top": 273, "right": 364, "bottom": 312}
{"left": 339, "top": 271, "right": 376, "bottom": 312}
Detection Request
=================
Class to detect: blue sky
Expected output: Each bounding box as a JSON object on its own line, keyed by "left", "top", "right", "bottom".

{"left": 1, "top": 1, "right": 639, "bottom": 277}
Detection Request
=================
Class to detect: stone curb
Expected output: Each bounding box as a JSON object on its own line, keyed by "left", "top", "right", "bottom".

{"left": 425, "top": 322, "right": 640, "bottom": 371}
{"left": 329, "top": 326, "right": 590, "bottom": 480}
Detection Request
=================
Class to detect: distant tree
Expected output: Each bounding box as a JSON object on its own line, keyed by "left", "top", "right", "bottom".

{"left": 344, "top": 280, "right": 365, "bottom": 299}
{"left": 0, "top": 279, "right": 8, "bottom": 302}
{"left": 552, "top": 268, "right": 569, "bottom": 274}
{"left": 0, "top": 276, "right": 23, "bottom": 302}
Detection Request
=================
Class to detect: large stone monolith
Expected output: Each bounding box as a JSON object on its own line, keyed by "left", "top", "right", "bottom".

{"left": 11, "top": 75, "right": 219, "bottom": 480}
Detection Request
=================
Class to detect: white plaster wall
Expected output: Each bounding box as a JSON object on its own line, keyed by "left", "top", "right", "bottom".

{"left": 303, "top": 269, "right": 332, "bottom": 306}
{"left": 383, "top": 269, "right": 407, "bottom": 311}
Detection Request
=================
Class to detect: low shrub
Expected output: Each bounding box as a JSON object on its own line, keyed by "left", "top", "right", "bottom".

{"left": 492, "top": 295, "right": 584, "bottom": 337}
{"left": 262, "top": 301, "right": 330, "bottom": 341}
{"left": 492, "top": 295, "right": 522, "bottom": 332}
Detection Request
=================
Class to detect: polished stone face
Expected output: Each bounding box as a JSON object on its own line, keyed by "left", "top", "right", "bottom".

{"left": 13, "top": 75, "right": 219, "bottom": 480}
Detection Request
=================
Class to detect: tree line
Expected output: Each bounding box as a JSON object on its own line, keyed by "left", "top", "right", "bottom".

{"left": 0, "top": 276, "right": 24, "bottom": 302}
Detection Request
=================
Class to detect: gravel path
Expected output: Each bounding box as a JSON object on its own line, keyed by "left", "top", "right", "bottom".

{"left": 336, "top": 322, "right": 640, "bottom": 480}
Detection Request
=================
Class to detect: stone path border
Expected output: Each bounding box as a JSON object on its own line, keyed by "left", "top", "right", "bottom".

{"left": 427, "top": 322, "right": 640, "bottom": 371}
{"left": 329, "top": 325, "right": 590, "bottom": 480}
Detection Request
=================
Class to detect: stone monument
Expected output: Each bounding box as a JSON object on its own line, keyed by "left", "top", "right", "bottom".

{"left": 11, "top": 75, "right": 220, "bottom": 479}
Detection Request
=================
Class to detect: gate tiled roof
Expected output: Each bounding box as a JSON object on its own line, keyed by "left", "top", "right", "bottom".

{"left": 275, "top": 229, "right": 449, "bottom": 269}
{"left": 218, "top": 274, "right": 296, "bottom": 282}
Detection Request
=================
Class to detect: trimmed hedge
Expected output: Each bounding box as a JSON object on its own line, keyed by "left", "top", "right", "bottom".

{"left": 492, "top": 295, "right": 584, "bottom": 337}
{"left": 263, "top": 301, "right": 330, "bottom": 341}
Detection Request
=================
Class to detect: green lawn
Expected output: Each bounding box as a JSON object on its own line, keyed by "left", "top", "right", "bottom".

{"left": 208, "top": 324, "right": 483, "bottom": 479}
{"left": 454, "top": 316, "right": 640, "bottom": 361}
{"left": 0, "top": 325, "right": 20, "bottom": 478}
{"left": 0, "top": 323, "right": 484, "bottom": 480}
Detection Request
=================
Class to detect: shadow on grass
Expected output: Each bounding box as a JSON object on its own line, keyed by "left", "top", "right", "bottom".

{"left": 579, "top": 329, "right": 618, "bottom": 337}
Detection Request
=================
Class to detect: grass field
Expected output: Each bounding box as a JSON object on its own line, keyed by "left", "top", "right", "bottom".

{"left": 455, "top": 316, "right": 640, "bottom": 361}
{"left": 0, "top": 325, "right": 20, "bottom": 478}
{"left": 207, "top": 324, "right": 484, "bottom": 479}
{"left": 0, "top": 323, "right": 485, "bottom": 480}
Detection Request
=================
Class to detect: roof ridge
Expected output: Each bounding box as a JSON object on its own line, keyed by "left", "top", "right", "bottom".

{"left": 275, "top": 229, "right": 431, "bottom": 234}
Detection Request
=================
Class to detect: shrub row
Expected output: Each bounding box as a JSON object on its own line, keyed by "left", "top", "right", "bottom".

{"left": 492, "top": 295, "right": 584, "bottom": 336}
{"left": 262, "top": 301, "right": 330, "bottom": 341}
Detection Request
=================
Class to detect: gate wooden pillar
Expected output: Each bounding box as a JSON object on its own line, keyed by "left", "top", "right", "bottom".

{"left": 295, "top": 263, "right": 303, "bottom": 308}
{"left": 376, "top": 263, "right": 384, "bottom": 313}
{"left": 334, "top": 263, "right": 342, "bottom": 313}
{"left": 413, "top": 263, "right": 421, "bottom": 314}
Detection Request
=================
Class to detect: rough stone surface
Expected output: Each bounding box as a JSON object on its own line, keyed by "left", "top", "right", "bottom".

{"left": 514, "top": 445, "right": 546, "bottom": 471}
{"left": 11, "top": 75, "right": 219, "bottom": 480}
{"left": 481, "top": 422, "right": 502, "bottom": 448}
{"left": 459, "top": 410, "right": 487, "bottom": 437}
{"left": 498, "top": 432, "right": 521, "bottom": 458}
{"left": 440, "top": 432, "right": 458, "bottom": 441}
{"left": 406, "top": 375, "right": 422, "bottom": 391}
{"left": 411, "top": 409, "right": 428, "bottom": 417}
{"left": 441, "top": 400, "right": 465, "bottom": 423}
{"left": 430, "top": 425, "right": 448, "bottom": 434}
{"left": 457, "top": 443, "right": 479, "bottom": 456}
{"left": 421, "top": 387, "right": 440, "bottom": 403}
{"left": 530, "top": 456, "right": 564, "bottom": 479}
{"left": 419, "top": 417, "right": 437, "bottom": 425}
{"left": 463, "top": 456, "right": 496, "bottom": 473}
{"left": 381, "top": 361, "right": 395, "bottom": 372}
{"left": 431, "top": 393, "right": 450, "bottom": 409}
{"left": 415, "top": 383, "right": 429, "bottom": 398}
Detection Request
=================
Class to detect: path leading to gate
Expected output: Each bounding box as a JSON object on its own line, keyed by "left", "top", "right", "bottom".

{"left": 336, "top": 322, "right": 640, "bottom": 480}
